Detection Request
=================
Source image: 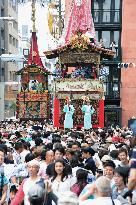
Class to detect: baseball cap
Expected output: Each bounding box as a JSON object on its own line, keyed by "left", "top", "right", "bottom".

{"left": 101, "top": 155, "right": 111, "bottom": 163}
{"left": 28, "top": 184, "right": 46, "bottom": 204}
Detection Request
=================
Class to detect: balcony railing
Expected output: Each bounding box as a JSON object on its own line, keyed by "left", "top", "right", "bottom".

{"left": 102, "top": 46, "right": 121, "bottom": 62}
{"left": 92, "top": 9, "right": 121, "bottom": 24}
{"left": 104, "top": 81, "right": 120, "bottom": 99}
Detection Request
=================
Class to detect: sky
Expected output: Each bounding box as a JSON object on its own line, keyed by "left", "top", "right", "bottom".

{"left": 18, "top": 2, "right": 59, "bottom": 55}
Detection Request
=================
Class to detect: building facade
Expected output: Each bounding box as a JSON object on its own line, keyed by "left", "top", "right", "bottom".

{"left": 121, "top": 0, "right": 136, "bottom": 127}
{"left": 91, "top": 0, "right": 122, "bottom": 127}
{"left": 0, "top": 0, "right": 18, "bottom": 119}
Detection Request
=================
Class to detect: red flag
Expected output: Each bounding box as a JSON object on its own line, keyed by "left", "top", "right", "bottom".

{"left": 28, "top": 32, "right": 44, "bottom": 67}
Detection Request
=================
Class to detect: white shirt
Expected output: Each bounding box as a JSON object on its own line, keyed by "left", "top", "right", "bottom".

{"left": 23, "top": 177, "right": 42, "bottom": 205}
{"left": 12, "top": 150, "right": 21, "bottom": 165}
{"left": 81, "top": 197, "right": 121, "bottom": 205}
{"left": 3, "top": 163, "right": 16, "bottom": 180}
{"left": 20, "top": 150, "right": 30, "bottom": 163}
{"left": 51, "top": 177, "right": 74, "bottom": 199}
{"left": 38, "top": 161, "right": 48, "bottom": 178}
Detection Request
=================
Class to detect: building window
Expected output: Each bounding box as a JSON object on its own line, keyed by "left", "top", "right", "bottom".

{"left": 93, "top": 10, "right": 99, "bottom": 22}
{"left": 92, "top": 0, "right": 121, "bottom": 24}
{"left": 13, "top": 72, "right": 16, "bottom": 81}
{"left": 96, "top": 30, "right": 120, "bottom": 49}
{"left": 9, "top": 71, "right": 12, "bottom": 80}
{"left": 102, "top": 10, "right": 110, "bottom": 22}
{"left": 112, "top": 66, "right": 120, "bottom": 81}
{"left": 10, "top": 0, "right": 12, "bottom": 6}
{"left": 23, "top": 49, "right": 29, "bottom": 56}
{"left": 113, "top": 10, "right": 120, "bottom": 22}
{"left": 95, "top": 31, "right": 98, "bottom": 42}
{"left": 93, "top": 0, "right": 99, "bottom": 9}
{"left": 102, "top": 31, "right": 110, "bottom": 48}
{"left": 13, "top": 38, "right": 15, "bottom": 46}
{"left": 13, "top": 21, "right": 18, "bottom": 30}
{"left": 1, "top": 8, "right": 4, "bottom": 17}
{"left": 1, "top": 29, "right": 4, "bottom": 40}
{"left": 114, "top": 31, "right": 119, "bottom": 44}
{"left": 103, "top": 0, "right": 111, "bottom": 10}
{"left": 115, "top": 0, "right": 121, "bottom": 9}
{"left": 15, "top": 39, "right": 18, "bottom": 48}
{"left": 9, "top": 34, "right": 13, "bottom": 44}
{"left": 1, "top": 68, "right": 5, "bottom": 79}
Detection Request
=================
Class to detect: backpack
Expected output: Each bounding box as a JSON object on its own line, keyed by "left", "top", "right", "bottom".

{"left": 71, "top": 182, "right": 87, "bottom": 196}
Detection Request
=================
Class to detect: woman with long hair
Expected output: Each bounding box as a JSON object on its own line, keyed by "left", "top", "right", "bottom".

{"left": 71, "top": 169, "right": 88, "bottom": 196}
{"left": 51, "top": 159, "right": 74, "bottom": 199}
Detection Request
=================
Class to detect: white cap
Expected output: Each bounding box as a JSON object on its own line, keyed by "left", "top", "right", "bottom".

{"left": 27, "top": 159, "right": 40, "bottom": 167}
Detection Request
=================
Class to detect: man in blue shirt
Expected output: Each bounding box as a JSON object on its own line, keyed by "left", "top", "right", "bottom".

{"left": 82, "top": 147, "right": 96, "bottom": 175}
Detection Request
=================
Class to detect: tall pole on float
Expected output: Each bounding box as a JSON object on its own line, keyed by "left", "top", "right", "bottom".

{"left": 31, "top": 0, "right": 37, "bottom": 62}
{"left": 31, "top": 0, "right": 36, "bottom": 33}
{"left": 58, "top": 0, "right": 62, "bottom": 37}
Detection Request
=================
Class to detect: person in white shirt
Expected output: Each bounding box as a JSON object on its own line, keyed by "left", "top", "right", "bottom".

{"left": 94, "top": 176, "right": 121, "bottom": 204}
{"left": 20, "top": 142, "right": 30, "bottom": 163}
{"left": 50, "top": 159, "right": 74, "bottom": 200}
{"left": 38, "top": 149, "right": 54, "bottom": 178}
{"left": 12, "top": 142, "right": 23, "bottom": 165}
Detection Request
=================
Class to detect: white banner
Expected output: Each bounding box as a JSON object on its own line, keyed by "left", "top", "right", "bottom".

{"left": 54, "top": 79, "right": 104, "bottom": 92}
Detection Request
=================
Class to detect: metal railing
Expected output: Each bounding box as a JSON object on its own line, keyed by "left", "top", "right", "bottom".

{"left": 104, "top": 81, "right": 120, "bottom": 99}
{"left": 92, "top": 9, "right": 121, "bottom": 23}
{"left": 102, "top": 46, "right": 121, "bottom": 62}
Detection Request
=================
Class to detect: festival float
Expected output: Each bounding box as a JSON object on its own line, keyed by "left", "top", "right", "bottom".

{"left": 44, "top": 0, "right": 114, "bottom": 129}
{"left": 16, "top": 1, "right": 51, "bottom": 121}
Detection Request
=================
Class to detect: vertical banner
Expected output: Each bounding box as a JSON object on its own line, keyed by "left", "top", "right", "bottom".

{"left": 53, "top": 98, "right": 60, "bottom": 128}
{"left": 99, "top": 100, "right": 104, "bottom": 128}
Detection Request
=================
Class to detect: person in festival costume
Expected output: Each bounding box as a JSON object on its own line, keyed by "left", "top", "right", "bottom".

{"left": 63, "top": 97, "right": 75, "bottom": 129}
{"left": 81, "top": 96, "right": 95, "bottom": 130}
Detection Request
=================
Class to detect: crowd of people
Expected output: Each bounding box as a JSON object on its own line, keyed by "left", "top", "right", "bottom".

{"left": 0, "top": 119, "right": 135, "bottom": 205}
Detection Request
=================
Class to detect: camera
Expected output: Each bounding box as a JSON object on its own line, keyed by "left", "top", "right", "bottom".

{"left": 96, "top": 169, "right": 103, "bottom": 175}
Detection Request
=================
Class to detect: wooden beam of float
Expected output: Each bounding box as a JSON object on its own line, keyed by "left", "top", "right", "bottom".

{"left": 59, "top": 51, "right": 100, "bottom": 65}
